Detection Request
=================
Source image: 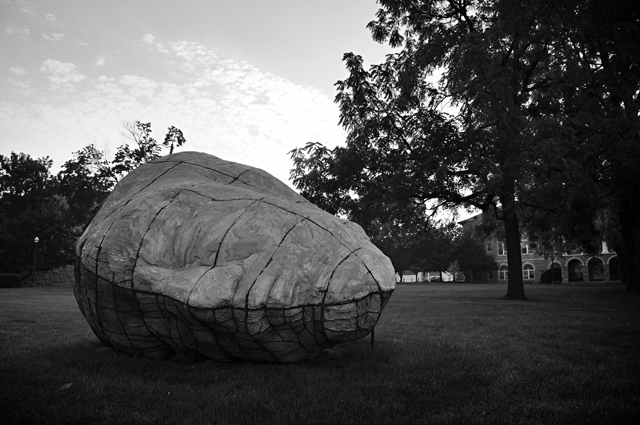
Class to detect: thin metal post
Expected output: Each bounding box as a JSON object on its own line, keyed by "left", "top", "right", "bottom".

{"left": 31, "top": 243, "right": 37, "bottom": 287}
{"left": 31, "top": 237, "right": 39, "bottom": 288}
{"left": 370, "top": 327, "right": 375, "bottom": 351}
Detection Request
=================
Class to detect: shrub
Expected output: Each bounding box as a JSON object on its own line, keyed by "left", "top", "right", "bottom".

{"left": 0, "top": 274, "right": 23, "bottom": 288}
{"left": 540, "top": 268, "right": 562, "bottom": 284}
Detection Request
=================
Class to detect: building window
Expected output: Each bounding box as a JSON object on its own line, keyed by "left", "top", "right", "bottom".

{"left": 523, "top": 264, "right": 535, "bottom": 280}
{"left": 499, "top": 265, "right": 508, "bottom": 280}
{"left": 486, "top": 243, "right": 492, "bottom": 252}
{"left": 498, "top": 243, "right": 507, "bottom": 256}
{"left": 487, "top": 271, "right": 493, "bottom": 280}
{"left": 521, "top": 242, "right": 529, "bottom": 254}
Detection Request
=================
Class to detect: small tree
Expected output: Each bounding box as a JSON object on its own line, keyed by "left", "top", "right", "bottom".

{"left": 113, "top": 121, "right": 187, "bottom": 178}
{"left": 113, "top": 121, "right": 162, "bottom": 177}
{"left": 163, "top": 126, "right": 186, "bottom": 155}
{"left": 450, "top": 226, "right": 498, "bottom": 282}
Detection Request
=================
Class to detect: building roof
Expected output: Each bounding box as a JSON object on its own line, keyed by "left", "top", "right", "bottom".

{"left": 458, "top": 212, "right": 483, "bottom": 226}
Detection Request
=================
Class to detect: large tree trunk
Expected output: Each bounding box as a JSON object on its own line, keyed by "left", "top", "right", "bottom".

{"left": 501, "top": 187, "right": 526, "bottom": 299}
{"left": 618, "top": 185, "right": 640, "bottom": 292}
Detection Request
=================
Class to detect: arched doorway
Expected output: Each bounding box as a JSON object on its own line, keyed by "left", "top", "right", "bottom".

{"left": 568, "top": 259, "right": 584, "bottom": 282}
{"left": 609, "top": 257, "right": 621, "bottom": 281}
{"left": 588, "top": 258, "right": 605, "bottom": 281}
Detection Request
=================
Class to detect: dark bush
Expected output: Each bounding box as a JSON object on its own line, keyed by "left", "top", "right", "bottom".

{"left": 540, "top": 268, "right": 562, "bottom": 284}
{"left": 0, "top": 274, "right": 23, "bottom": 288}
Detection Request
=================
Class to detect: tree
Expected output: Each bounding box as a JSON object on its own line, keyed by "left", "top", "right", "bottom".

{"left": 0, "top": 122, "right": 187, "bottom": 274}
{"left": 372, "top": 220, "right": 457, "bottom": 279}
{"left": 164, "top": 126, "right": 186, "bottom": 155}
{"left": 0, "top": 153, "right": 74, "bottom": 273}
{"left": 113, "top": 121, "right": 187, "bottom": 178}
{"left": 450, "top": 225, "right": 498, "bottom": 281}
{"left": 509, "top": 0, "right": 640, "bottom": 291}
{"left": 57, "top": 144, "right": 114, "bottom": 234}
{"left": 561, "top": 0, "right": 640, "bottom": 292}
{"left": 57, "top": 122, "right": 187, "bottom": 236}
{"left": 113, "top": 121, "right": 163, "bottom": 177}
{"left": 290, "top": 0, "right": 593, "bottom": 299}
{"left": 0, "top": 152, "right": 52, "bottom": 196}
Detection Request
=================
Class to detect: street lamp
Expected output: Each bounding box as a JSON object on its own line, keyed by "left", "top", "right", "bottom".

{"left": 31, "top": 236, "right": 39, "bottom": 287}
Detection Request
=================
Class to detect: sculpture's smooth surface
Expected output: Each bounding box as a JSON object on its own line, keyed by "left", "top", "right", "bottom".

{"left": 74, "top": 152, "right": 395, "bottom": 362}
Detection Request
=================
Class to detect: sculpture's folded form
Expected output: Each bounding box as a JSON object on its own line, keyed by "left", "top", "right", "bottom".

{"left": 74, "top": 152, "right": 395, "bottom": 362}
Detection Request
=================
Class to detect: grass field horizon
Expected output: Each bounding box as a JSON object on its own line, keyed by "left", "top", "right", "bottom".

{"left": 1, "top": 282, "right": 639, "bottom": 424}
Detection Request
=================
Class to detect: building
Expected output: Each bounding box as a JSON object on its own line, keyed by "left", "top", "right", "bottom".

{"left": 459, "top": 214, "right": 621, "bottom": 283}
{"left": 395, "top": 270, "right": 455, "bottom": 283}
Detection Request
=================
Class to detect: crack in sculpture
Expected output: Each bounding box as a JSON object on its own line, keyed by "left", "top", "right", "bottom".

{"left": 243, "top": 216, "right": 306, "bottom": 316}
{"left": 211, "top": 197, "right": 266, "bottom": 268}
{"left": 74, "top": 152, "right": 395, "bottom": 362}
{"left": 160, "top": 159, "right": 260, "bottom": 191}
{"left": 130, "top": 194, "right": 180, "bottom": 287}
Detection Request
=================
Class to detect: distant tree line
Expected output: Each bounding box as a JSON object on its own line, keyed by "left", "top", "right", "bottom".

{"left": 0, "top": 122, "right": 185, "bottom": 274}
{"left": 371, "top": 219, "right": 497, "bottom": 281}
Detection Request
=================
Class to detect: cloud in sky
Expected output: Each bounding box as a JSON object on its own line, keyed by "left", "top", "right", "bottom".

{"left": 20, "top": 6, "right": 36, "bottom": 17}
{"left": 0, "top": 0, "right": 398, "bottom": 187}
{"left": 44, "top": 13, "right": 62, "bottom": 26}
{"left": 94, "top": 55, "right": 111, "bottom": 67}
{"left": 141, "top": 33, "right": 155, "bottom": 44}
{"left": 39, "top": 59, "right": 87, "bottom": 87}
{"left": 5, "top": 26, "right": 30, "bottom": 35}
{"left": 142, "top": 33, "right": 170, "bottom": 54}
{"left": 2, "top": 34, "right": 344, "bottom": 185}
{"left": 6, "top": 67, "right": 32, "bottom": 91}
{"left": 42, "top": 32, "right": 64, "bottom": 42}
{"left": 9, "top": 66, "right": 29, "bottom": 76}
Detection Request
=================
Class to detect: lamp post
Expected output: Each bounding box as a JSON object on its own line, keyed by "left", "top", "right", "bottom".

{"left": 31, "top": 236, "right": 39, "bottom": 287}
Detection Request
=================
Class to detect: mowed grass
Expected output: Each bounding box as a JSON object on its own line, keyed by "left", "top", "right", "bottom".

{"left": 1, "top": 283, "right": 639, "bottom": 425}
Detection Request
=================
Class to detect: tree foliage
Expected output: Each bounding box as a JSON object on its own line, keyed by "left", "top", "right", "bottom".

{"left": 57, "top": 144, "right": 114, "bottom": 233}
{"left": 163, "top": 126, "right": 186, "bottom": 155}
{"left": 450, "top": 225, "right": 498, "bottom": 277}
{"left": 372, "top": 220, "right": 457, "bottom": 275}
{"left": 291, "top": 0, "right": 640, "bottom": 296}
{"left": 508, "top": 0, "right": 640, "bottom": 290}
{"left": 0, "top": 153, "right": 73, "bottom": 272}
{"left": 0, "top": 152, "right": 52, "bottom": 197}
{"left": 0, "top": 121, "right": 187, "bottom": 274}
{"left": 291, "top": 0, "right": 579, "bottom": 299}
{"left": 113, "top": 121, "right": 163, "bottom": 177}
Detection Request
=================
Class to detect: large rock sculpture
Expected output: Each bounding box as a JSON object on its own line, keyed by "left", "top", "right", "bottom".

{"left": 74, "top": 152, "right": 395, "bottom": 362}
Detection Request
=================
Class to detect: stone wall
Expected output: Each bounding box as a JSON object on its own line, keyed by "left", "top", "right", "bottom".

{"left": 22, "top": 265, "right": 75, "bottom": 288}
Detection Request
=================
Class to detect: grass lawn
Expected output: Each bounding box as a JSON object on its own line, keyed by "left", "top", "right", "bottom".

{"left": 1, "top": 282, "right": 639, "bottom": 424}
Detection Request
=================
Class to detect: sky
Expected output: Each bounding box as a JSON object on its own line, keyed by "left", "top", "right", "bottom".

{"left": 1, "top": 0, "right": 395, "bottom": 186}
